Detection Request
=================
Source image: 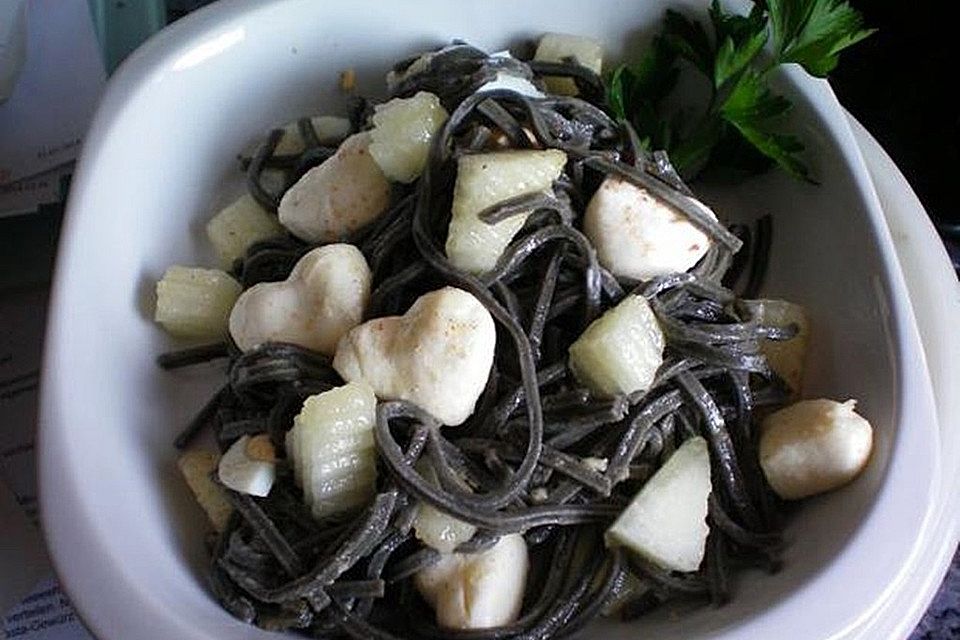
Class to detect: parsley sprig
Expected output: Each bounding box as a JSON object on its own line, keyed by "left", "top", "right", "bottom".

{"left": 608, "top": 0, "right": 874, "bottom": 181}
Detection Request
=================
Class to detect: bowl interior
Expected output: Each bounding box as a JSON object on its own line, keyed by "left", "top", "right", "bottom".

{"left": 40, "top": 1, "right": 939, "bottom": 639}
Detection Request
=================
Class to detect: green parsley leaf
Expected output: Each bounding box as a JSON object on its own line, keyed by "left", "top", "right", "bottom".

{"left": 607, "top": 65, "right": 632, "bottom": 122}
{"left": 721, "top": 70, "right": 810, "bottom": 180}
{"left": 632, "top": 37, "right": 681, "bottom": 102}
{"left": 709, "top": 0, "right": 766, "bottom": 45}
{"left": 714, "top": 29, "right": 768, "bottom": 88}
{"left": 710, "top": 125, "right": 780, "bottom": 178}
{"left": 607, "top": 38, "right": 679, "bottom": 149}
{"left": 710, "top": 0, "right": 769, "bottom": 88}
{"left": 768, "top": 0, "right": 876, "bottom": 76}
{"left": 606, "top": 0, "right": 871, "bottom": 182}
{"left": 732, "top": 127, "right": 809, "bottom": 181}
{"left": 668, "top": 117, "right": 724, "bottom": 176}
{"left": 721, "top": 69, "right": 791, "bottom": 121}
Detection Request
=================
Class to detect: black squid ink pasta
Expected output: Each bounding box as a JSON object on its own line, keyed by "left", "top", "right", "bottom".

{"left": 158, "top": 41, "right": 797, "bottom": 639}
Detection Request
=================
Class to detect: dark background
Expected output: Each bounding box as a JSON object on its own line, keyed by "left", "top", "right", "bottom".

{"left": 831, "top": 2, "right": 958, "bottom": 238}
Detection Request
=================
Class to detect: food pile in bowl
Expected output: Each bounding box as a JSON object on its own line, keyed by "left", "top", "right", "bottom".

{"left": 153, "top": 10, "right": 875, "bottom": 638}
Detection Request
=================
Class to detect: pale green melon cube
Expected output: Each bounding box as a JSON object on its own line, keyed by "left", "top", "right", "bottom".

{"left": 534, "top": 33, "right": 604, "bottom": 95}
{"left": 605, "top": 436, "right": 711, "bottom": 572}
{"left": 369, "top": 92, "right": 448, "bottom": 183}
{"left": 751, "top": 298, "right": 809, "bottom": 394}
{"left": 412, "top": 460, "right": 476, "bottom": 553}
{"left": 414, "top": 503, "right": 477, "bottom": 554}
{"left": 445, "top": 149, "right": 567, "bottom": 274}
{"left": 206, "top": 194, "right": 284, "bottom": 267}
{"left": 154, "top": 266, "right": 241, "bottom": 339}
{"left": 286, "top": 381, "right": 378, "bottom": 518}
{"left": 177, "top": 450, "right": 232, "bottom": 532}
{"left": 273, "top": 115, "right": 352, "bottom": 155}
{"left": 568, "top": 294, "right": 665, "bottom": 397}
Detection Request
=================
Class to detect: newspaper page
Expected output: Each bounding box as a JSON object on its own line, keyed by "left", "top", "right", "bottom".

{"left": 0, "top": 0, "right": 105, "bottom": 187}
{"left": 0, "top": 288, "right": 94, "bottom": 640}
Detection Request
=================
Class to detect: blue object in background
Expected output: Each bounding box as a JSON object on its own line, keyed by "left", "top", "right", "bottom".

{"left": 86, "top": 0, "right": 219, "bottom": 74}
{"left": 87, "top": 0, "right": 166, "bottom": 74}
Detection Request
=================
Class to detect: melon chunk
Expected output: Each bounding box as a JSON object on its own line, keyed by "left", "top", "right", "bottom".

{"left": 534, "top": 33, "right": 603, "bottom": 95}
{"left": 751, "top": 299, "right": 809, "bottom": 394}
{"left": 285, "top": 381, "right": 378, "bottom": 518}
{"left": 605, "top": 436, "right": 712, "bottom": 572}
{"left": 369, "top": 91, "right": 448, "bottom": 183}
{"left": 413, "top": 461, "right": 477, "bottom": 553}
{"left": 206, "top": 194, "right": 284, "bottom": 267}
{"left": 445, "top": 150, "right": 566, "bottom": 274}
{"left": 154, "top": 266, "right": 241, "bottom": 339}
{"left": 274, "top": 115, "right": 352, "bottom": 155}
{"left": 568, "top": 294, "right": 665, "bottom": 397}
{"left": 177, "top": 450, "right": 232, "bottom": 532}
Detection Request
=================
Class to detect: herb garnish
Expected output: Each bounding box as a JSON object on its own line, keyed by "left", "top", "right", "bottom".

{"left": 608, "top": 0, "right": 874, "bottom": 181}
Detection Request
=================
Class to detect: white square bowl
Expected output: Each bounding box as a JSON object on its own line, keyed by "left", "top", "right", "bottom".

{"left": 38, "top": 1, "right": 944, "bottom": 639}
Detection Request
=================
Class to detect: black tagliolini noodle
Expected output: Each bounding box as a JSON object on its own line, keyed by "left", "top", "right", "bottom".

{"left": 160, "top": 42, "right": 789, "bottom": 639}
